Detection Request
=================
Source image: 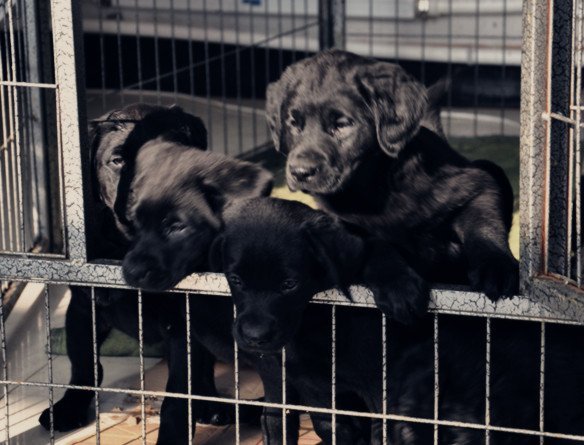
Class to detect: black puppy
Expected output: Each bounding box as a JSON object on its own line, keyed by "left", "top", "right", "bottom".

{"left": 122, "top": 137, "right": 274, "bottom": 291}
{"left": 119, "top": 137, "right": 274, "bottom": 440}
{"left": 215, "top": 197, "right": 584, "bottom": 445}
{"left": 38, "top": 103, "right": 234, "bottom": 444}
{"left": 266, "top": 49, "right": 518, "bottom": 318}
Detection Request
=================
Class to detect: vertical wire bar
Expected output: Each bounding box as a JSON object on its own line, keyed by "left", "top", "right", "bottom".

{"left": 0, "top": 280, "right": 9, "bottom": 443}
{"left": 500, "top": 0, "right": 509, "bottom": 136}
{"left": 153, "top": 0, "right": 161, "bottom": 103}
{"left": 11, "top": 0, "right": 25, "bottom": 251}
{"left": 278, "top": 0, "right": 283, "bottom": 73}
{"left": 0, "top": 2, "right": 17, "bottom": 251}
{"left": 170, "top": 0, "right": 178, "bottom": 101}
{"left": 473, "top": 0, "right": 480, "bottom": 137}
{"left": 0, "top": 8, "right": 14, "bottom": 252}
{"left": 485, "top": 318, "right": 491, "bottom": 445}
{"left": 235, "top": 0, "right": 243, "bottom": 155}
{"left": 44, "top": 285, "right": 55, "bottom": 444}
{"left": 203, "top": 0, "right": 213, "bottom": 148}
{"left": 6, "top": 1, "right": 24, "bottom": 252}
{"left": 187, "top": 0, "right": 195, "bottom": 99}
{"left": 368, "top": 0, "right": 373, "bottom": 56}
{"left": 281, "top": 346, "right": 287, "bottom": 445}
{"left": 433, "top": 314, "right": 439, "bottom": 444}
{"left": 304, "top": 0, "right": 309, "bottom": 58}
{"left": 219, "top": 0, "right": 228, "bottom": 155}
{"left": 116, "top": 0, "right": 125, "bottom": 106}
{"left": 91, "top": 287, "right": 101, "bottom": 444}
{"left": 185, "top": 293, "right": 193, "bottom": 444}
{"left": 574, "top": 0, "right": 584, "bottom": 286}
{"left": 539, "top": 322, "right": 546, "bottom": 445}
{"left": 264, "top": 0, "right": 270, "bottom": 136}
{"left": 421, "top": 8, "right": 427, "bottom": 84}
{"left": 0, "top": 20, "right": 7, "bottom": 251}
{"left": 291, "top": 0, "right": 297, "bottom": 62}
{"left": 138, "top": 289, "right": 146, "bottom": 444}
{"left": 233, "top": 305, "right": 241, "bottom": 445}
{"left": 568, "top": 0, "right": 578, "bottom": 278}
{"left": 98, "top": 0, "right": 106, "bottom": 111}
{"left": 135, "top": 0, "right": 144, "bottom": 102}
{"left": 381, "top": 313, "right": 388, "bottom": 445}
{"left": 446, "top": 0, "right": 453, "bottom": 139}
{"left": 331, "top": 305, "right": 337, "bottom": 445}
{"left": 394, "top": 0, "right": 399, "bottom": 62}
{"left": 249, "top": 2, "right": 257, "bottom": 150}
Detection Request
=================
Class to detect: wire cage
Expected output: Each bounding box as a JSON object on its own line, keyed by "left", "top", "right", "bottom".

{"left": 0, "top": 0, "right": 583, "bottom": 444}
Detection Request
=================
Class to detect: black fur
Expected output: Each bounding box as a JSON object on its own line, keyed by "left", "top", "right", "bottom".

{"left": 266, "top": 49, "right": 518, "bottom": 319}
{"left": 121, "top": 138, "right": 274, "bottom": 291}
{"left": 216, "top": 197, "right": 584, "bottom": 445}
{"left": 117, "top": 134, "right": 274, "bottom": 442}
{"left": 39, "top": 103, "right": 236, "bottom": 444}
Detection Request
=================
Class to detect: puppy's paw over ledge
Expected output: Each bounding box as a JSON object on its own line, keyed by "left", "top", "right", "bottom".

{"left": 363, "top": 266, "right": 430, "bottom": 325}
{"left": 468, "top": 253, "right": 519, "bottom": 301}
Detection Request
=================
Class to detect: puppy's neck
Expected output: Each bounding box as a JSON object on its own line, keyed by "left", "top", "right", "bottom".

{"left": 315, "top": 150, "right": 393, "bottom": 215}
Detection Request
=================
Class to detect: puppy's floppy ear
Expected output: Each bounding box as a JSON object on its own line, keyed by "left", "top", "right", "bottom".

{"left": 356, "top": 62, "right": 427, "bottom": 157}
{"left": 168, "top": 105, "right": 208, "bottom": 150}
{"left": 301, "top": 214, "right": 364, "bottom": 299}
{"left": 199, "top": 157, "right": 274, "bottom": 213}
{"left": 208, "top": 235, "right": 225, "bottom": 272}
{"left": 266, "top": 80, "right": 286, "bottom": 152}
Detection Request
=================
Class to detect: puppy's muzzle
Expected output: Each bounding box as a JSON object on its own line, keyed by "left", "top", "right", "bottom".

{"left": 122, "top": 254, "right": 165, "bottom": 289}
{"left": 288, "top": 150, "right": 326, "bottom": 184}
{"left": 236, "top": 317, "right": 276, "bottom": 351}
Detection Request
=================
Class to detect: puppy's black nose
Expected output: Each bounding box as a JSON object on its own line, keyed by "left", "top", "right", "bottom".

{"left": 290, "top": 165, "right": 317, "bottom": 182}
{"left": 239, "top": 321, "right": 273, "bottom": 347}
{"left": 122, "top": 255, "right": 160, "bottom": 287}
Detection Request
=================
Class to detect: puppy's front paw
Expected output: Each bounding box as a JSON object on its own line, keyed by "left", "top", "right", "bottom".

{"left": 468, "top": 253, "right": 519, "bottom": 301}
{"left": 196, "top": 400, "right": 234, "bottom": 426}
{"left": 364, "top": 267, "right": 430, "bottom": 324}
{"left": 39, "top": 399, "right": 89, "bottom": 432}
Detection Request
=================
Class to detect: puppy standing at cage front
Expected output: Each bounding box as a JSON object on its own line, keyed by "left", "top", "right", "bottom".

{"left": 266, "top": 49, "right": 519, "bottom": 319}
{"left": 215, "top": 197, "right": 584, "bottom": 445}
{"left": 119, "top": 135, "right": 273, "bottom": 441}
{"left": 38, "top": 103, "right": 264, "bottom": 445}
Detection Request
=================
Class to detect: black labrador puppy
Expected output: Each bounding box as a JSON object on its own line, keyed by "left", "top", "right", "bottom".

{"left": 119, "top": 137, "right": 274, "bottom": 440}
{"left": 38, "top": 103, "right": 245, "bottom": 444}
{"left": 266, "top": 49, "right": 518, "bottom": 319}
{"left": 214, "top": 197, "right": 584, "bottom": 445}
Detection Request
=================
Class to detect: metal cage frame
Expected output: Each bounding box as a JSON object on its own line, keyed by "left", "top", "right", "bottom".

{"left": 1, "top": 0, "right": 584, "bottom": 443}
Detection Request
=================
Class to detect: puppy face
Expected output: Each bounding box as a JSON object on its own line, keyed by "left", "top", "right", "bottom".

{"left": 212, "top": 198, "right": 363, "bottom": 353}
{"left": 89, "top": 103, "right": 208, "bottom": 230}
{"left": 266, "top": 49, "right": 427, "bottom": 194}
{"left": 122, "top": 142, "right": 273, "bottom": 291}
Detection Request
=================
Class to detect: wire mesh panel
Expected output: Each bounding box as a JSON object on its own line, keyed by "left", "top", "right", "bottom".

{"left": 0, "top": 0, "right": 63, "bottom": 256}
{"left": 81, "top": 0, "right": 320, "bottom": 157}
{"left": 0, "top": 0, "right": 584, "bottom": 444}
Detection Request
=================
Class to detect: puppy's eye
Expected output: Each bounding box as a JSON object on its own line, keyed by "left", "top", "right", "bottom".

{"left": 228, "top": 274, "right": 243, "bottom": 287}
{"left": 281, "top": 279, "right": 298, "bottom": 292}
{"left": 109, "top": 155, "right": 125, "bottom": 167}
{"left": 289, "top": 118, "right": 301, "bottom": 128}
{"left": 288, "top": 111, "right": 304, "bottom": 130}
{"left": 164, "top": 221, "right": 187, "bottom": 236}
{"left": 332, "top": 116, "right": 353, "bottom": 130}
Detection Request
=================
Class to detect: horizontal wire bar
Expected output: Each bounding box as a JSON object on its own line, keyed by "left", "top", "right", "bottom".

{"left": 542, "top": 111, "right": 584, "bottom": 128}
{"left": 0, "top": 80, "right": 58, "bottom": 89}
{"left": 3, "top": 379, "right": 584, "bottom": 442}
